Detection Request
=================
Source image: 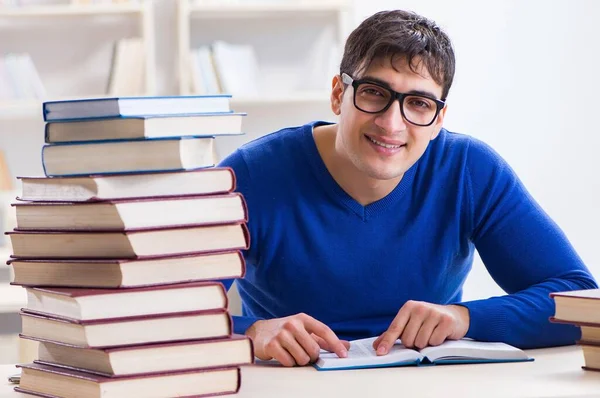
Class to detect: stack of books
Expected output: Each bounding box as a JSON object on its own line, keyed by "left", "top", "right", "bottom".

{"left": 7, "top": 95, "right": 254, "bottom": 397}
{"left": 551, "top": 289, "right": 600, "bottom": 372}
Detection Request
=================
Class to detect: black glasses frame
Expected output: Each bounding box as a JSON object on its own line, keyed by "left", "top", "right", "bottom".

{"left": 341, "top": 73, "right": 446, "bottom": 127}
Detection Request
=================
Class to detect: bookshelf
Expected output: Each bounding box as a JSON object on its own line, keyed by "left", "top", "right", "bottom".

{"left": 0, "top": 1, "right": 156, "bottom": 121}
{"left": 176, "top": 0, "right": 353, "bottom": 158}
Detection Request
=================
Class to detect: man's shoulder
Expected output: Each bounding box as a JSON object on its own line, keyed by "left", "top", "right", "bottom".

{"left": 434, "top": 128, "right": 501, "bottom": 164}
{"left": 224, "top": 122, "right": 317, "bottom": 166}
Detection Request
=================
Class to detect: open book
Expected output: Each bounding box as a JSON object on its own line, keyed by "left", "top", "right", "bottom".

{"left": 314, "top": 337, "right": 532, "bottom": 371}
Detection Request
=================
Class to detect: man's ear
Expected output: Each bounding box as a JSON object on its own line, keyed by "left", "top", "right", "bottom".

{"left": 330, "top": 75, "right": 344, "bottom": 116}
{"left": 430, "top": 105, "right": 448, "bottom": 140}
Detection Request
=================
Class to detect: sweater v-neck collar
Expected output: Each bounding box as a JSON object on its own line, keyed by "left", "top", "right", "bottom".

{"left": 300, "top": 121, "right": 417, "bottom": 221}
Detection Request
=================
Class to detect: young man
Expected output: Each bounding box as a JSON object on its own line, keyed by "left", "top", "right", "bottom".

{"left": 218, "top": 10, "right": 598, "bottom": 367}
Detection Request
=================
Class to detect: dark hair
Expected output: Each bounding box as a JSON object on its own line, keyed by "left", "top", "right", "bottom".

{"left": 340, "top": 10, "right": 455, "bottom": 100}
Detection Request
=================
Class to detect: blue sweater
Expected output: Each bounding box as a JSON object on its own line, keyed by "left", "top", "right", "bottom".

{"left": 218, "top": 121, "right": 597, "bottom": 349}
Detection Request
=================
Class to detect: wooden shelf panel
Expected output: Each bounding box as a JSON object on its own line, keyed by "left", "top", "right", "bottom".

{"left": 189, "top": 1, "right": 349, "bottom": 18}
{"left": 0, "top": 4, "right": 144, "bottom": 18}
{"left": 231, "top": 92, "right": 331, "bottom": 105}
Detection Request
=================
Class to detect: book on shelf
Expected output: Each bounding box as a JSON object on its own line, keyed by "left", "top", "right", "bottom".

{"left": 580, "top": 342, "right": 600, "bottom": 372}
{"left": 0, "top": 53, "right": 46, "bottom": 101}
{"left": 189, "top": 45, "right": 222, "bottom": 95}
{"left": 42, "top": 95, "right": 233, "bottom": 121}
{"left": 211, "top": 40, "right": 260, "bottom": 97}
{"left": 41, "top": 137, "right": 215, "bottom": 177}
{"left": 13, "top": 193, "right": 247, "bottom": 231}
{"left": 33, "top": 335, "right": 253, "bottom": 377}
{"left": 106, "top": 38, "right": 145, "bottom": 97}
{"left": 17, "top": 167, "right": 236, "bottom": 202}
{"left": 550, "top": 289, "right": 600, "bottom": 324}
{"left": 8, "top": 251, "right": 245, "bottom": 288}
{"left": 21, "top": 282, "right": 228, "bottom": 321}
{"left": 20, "top": 308, "right": 232, "bottom": 347}
{"left": 314, "top": 336, "right": 532, "bottom": 371}
{"left": 45, "top": 112, "right": 245, "bottom": 143}
{"left": 8, "top": 223, "right": 250, "bottom": 258}
{"left": 0, "top": 149, "right": 13, "bottom": 191}
{"left": 16, "top": 362, "right": 240, "bottom": 398}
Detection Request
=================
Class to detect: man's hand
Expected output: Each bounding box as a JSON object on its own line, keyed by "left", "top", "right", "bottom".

{"left": 245, "top": 313, "right": 350, "bottom": 367}
{"left": 373, "top": 301, "right": 470, "bottom": 355}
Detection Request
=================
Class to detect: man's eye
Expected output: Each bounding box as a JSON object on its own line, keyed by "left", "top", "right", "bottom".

{"left": 408, "top": 99, "right": 432, "bottom": 109}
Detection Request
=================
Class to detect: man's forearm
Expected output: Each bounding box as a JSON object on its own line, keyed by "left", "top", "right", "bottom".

{"left": 460, "top": 271, "right": 597, "bottom": 349}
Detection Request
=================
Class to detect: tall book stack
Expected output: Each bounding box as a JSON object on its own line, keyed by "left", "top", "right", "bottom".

{"left": 550, "top": 289, "right": 600, "bottom": 372}
{"left": 7, "top": 95, "right": 254, "bottom": 398}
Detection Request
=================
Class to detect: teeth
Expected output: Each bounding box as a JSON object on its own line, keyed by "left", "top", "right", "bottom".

{"left": 367, "top": 136, "right": 402, "bottom": 149}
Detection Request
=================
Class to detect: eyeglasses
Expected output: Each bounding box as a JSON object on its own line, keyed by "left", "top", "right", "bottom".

{"left": 341, "top": 73, "right": 446, "bottom": 127}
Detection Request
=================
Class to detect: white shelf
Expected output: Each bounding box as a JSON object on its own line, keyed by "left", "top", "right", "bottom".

{"left": 231, "top": 92, "right": 330, "bottom": 106}
{"left": 0, "top": 99, "right": 43, "bottom": 120}
{"left": 189, "top": 1, "right": 349, "bottom": 18}
{"left": 0, "top": 285, "right": 26, "bottom": 314}
{"left": 0, "top": 4, "right": 144, "bottom": 18}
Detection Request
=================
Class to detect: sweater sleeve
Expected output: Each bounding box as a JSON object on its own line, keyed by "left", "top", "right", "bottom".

{"left": 459, "top": 138, "right": 597, "bottom": 348}
{"left": 217, "top": 149, "right": 264, "bottom": 335}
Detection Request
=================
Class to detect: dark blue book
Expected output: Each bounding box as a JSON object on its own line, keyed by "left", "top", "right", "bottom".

{"left": 43, "top": 95, "right": 233, "bottom": 122}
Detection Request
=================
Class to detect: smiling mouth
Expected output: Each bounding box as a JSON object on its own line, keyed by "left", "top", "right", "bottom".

{"left": 365, "top": 135, "right": 405, "bottom": 149}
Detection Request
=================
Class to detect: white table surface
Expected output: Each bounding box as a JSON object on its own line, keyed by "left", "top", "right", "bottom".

{"left": 1, "top": 345, "right": 600, "bottom": 398}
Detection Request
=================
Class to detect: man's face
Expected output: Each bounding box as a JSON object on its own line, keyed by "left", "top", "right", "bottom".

{"left": 332, "top": 57, "right": 447, "bottom": 181}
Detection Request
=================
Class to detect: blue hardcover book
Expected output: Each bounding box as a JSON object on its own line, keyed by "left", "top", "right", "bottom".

{"left": 42, "top": 95, "right": 233, "bottom": 122}
{"left": 41, "top": 137, "right": 215, "bottom": 177}
{"left": 44, "top": 112, "right": 246, "bottom": 144}
{"left": 313, "top": 337, "right": 533, "bottom": 371}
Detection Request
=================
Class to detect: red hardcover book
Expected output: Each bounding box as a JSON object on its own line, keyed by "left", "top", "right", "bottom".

{"left": 30, "top": 334, "right": 254, "bottom": 377}
{"left": 18, "top": 167, "right": 236, "bottom": 202}
{"left": 550, "top": 289, "right": 600, "bottom": 325}
{"left": 549, "top": 318, "right": 600, "bottom": 345}
{"left": 8, "top": 251, "right": 245, "bottom": 288}
{"left": 13, "top": 193, "right": 248, "bottom": 231}
{"left": 20, "top": 309, "right": 232, "bottom": 348}
{"left": 7, "top": 223, "right": 250, "bottom": 259}
{"left": 21, "top": 281, "right": 227, "bottom": 321}
{"left": 15, "top": 362, "right": 241, "bottom": 398}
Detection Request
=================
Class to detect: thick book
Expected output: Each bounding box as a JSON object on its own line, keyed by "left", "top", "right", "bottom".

{"left": 7, "top": 223, "right": 249, "bottom": 258}
{"left": 313, "top": 337, "right": 532, "bottom": 371}
{"left": 580, "top": 342, "right": 600, "bottom": 371}
{"left": 13, "top": 193, "right": 247, "bottom": 231}
{"left": 42, "top": 95, "right": 232, "bottom": 121}
{"left": 8, "top": 251, "right": 245, "bottom": 288}
{"left": 20, "top": 309, "right": 232, "bottom": 348}
{"left": 42, "top": 137, "right": 215, "bottom": 177}
{"left": 31, "top": 335, "right": 253, "bottom": 377}
{"left": 45, "top": 113, "right": 245, "bottom": 143}
{"left": 22, "top": 282, "right": 227, "bottom": 321}
{"left": 548, "top": 318, "right": 600, "bottom": 345}
{"left": 17, "top": 167, "right": 236, "bottom": 202}
{"left": 15, "top": 362, "right": 240, "bottom": 398}
{"left": 550, "top": 289, "right": 600, "bottom": 324}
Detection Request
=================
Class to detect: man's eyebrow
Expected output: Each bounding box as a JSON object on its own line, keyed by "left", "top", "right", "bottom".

{"left": 360, "top": 75, "right": 441, "bottom": 100}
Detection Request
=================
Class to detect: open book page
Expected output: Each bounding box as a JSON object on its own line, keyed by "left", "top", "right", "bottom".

{"left": 419, "top": 339, "right": 531, "bottom": 363}
{"left": 314, "top": 337, "right": 532, "bottom": 371}
{"left": 314, "top": 336, "right": 422, "bottom": 371}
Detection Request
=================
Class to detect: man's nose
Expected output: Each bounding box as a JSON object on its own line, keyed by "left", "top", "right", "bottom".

{"left": 374, "top": 99, "right": 407, "bottom": 133}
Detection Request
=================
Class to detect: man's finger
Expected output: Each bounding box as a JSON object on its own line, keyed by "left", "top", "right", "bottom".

{"left": 266, "top": 340, "right": 296, "bottom": 367}
{"left": 376, "top": 307, "right": 411, "bottom": 355}
{"left": 312, "top": 333, "right": 350, "bottom": 352}
{"left": 278, "top": 330, "right": 311, "bottom": 366}
{"left": 303, "top": 316, "right": 348, "bottom": 358}
{"left": 413, "top": 314, "right": 439, "bottom": 349}
{"left": 400, "top": 315, "right": 426, "bottom": 348}
{"left": 292, "top": 330, "right": 321, "bottom": 363}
